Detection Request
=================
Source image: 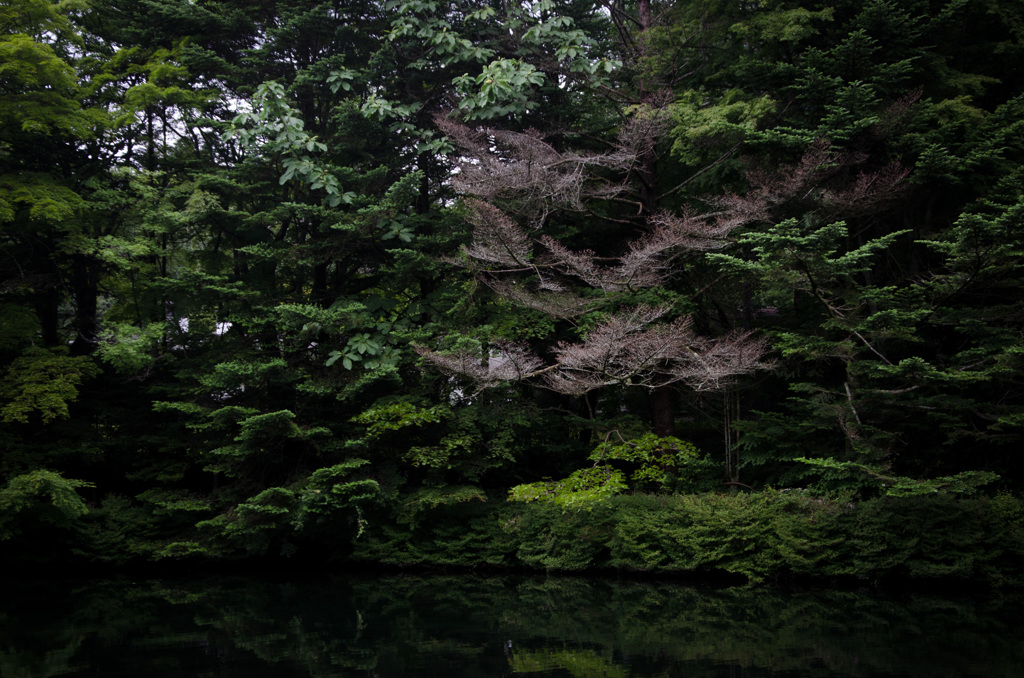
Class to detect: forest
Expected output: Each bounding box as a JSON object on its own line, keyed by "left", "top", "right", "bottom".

{"left": 2, "top": 0, "right": 1024, "bottom": 583}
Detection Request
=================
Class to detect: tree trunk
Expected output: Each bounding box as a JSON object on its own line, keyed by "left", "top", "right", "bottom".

{"left": 637, "top": 0, "right": 652, "bottom": 31}
{"left": 70, "top": 255, "right": 99, "bottom": 356}
{"left": 635, "top": 0, "right": 675, "bottom": 436}
{"left": 651, "top": 385, "right": 675, "bottom": 437}
{"left": 312, "top": 261, "right": 329, "bottom": 305}
{"left": 36, "top": 284, "right": 60, "bottom": 347}
{"left": 723, "top": 386, "right": 741, "bottom": 486}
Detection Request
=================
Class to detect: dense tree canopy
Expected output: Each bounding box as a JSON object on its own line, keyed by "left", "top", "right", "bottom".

{"left": 2, "top": 0, "right": 1023, "bottom": 569}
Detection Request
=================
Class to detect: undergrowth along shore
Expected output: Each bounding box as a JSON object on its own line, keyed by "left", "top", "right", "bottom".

{"left": 350, "top": 491, "right": 1024, "bottom": 586}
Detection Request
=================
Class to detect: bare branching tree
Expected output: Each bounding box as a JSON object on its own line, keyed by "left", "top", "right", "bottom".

{"left": 421, "top": 112, "right": 781, "bottom": 402}
{"left": 423, "top": 106, "right": 904, "bottom": 461}
{"left": 483, "top": 279, "right": 595, "bottom": 319}
{"left": 416, "top": 340, "right": 546, "bottom": 391}
{"left": 545, "top": 307, "right": 768, "bottom": 395}
{"left": 461, "top": 199, "right": 532, "bottom": 267}
{"left": 436, "top": 112, "right": 669, "bottom": 226}
{"left": 418, "top": 306, "right": 768, "bottom": 395}
{"left": 711, "top": 139, "right": 909, "bottom": 224}
{"left": 821, "top": 163, "right": 910, "bottom": 217}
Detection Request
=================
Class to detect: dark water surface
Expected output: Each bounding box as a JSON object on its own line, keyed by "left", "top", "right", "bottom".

{"left": 2, "top": 573, "right": 1021, "bottom": 677}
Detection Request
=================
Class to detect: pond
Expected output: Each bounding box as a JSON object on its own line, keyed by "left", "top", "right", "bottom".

{"left": 1, "top": 573, "right": 1021, "bottom": 677}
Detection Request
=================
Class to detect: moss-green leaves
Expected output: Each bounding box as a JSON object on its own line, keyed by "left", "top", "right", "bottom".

{"left": 509, "top": 434, "right": 705, "bottom": 511}
{"left": 0, "top": 347, "right": 100, "bottom": 424}
{"left": 0, "top": 469, "right": 93, "bottom": 539}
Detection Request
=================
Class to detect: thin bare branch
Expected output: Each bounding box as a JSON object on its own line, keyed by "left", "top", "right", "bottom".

{"left": 462, "top": 199, "right": 533, "bottom": 267}
{"left": 484, "top": 278, "right": 595, "bottom": 319}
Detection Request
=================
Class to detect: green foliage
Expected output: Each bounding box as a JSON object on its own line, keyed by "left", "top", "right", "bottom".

{"left": 136, "top": 488, "right": 210, "bottom": 515}
{"left": 670, "top": 88, "right": 775, "bottom": 162}
{"left": 3, "top": 0, "right": 1024, "bottom": 579}
{"left": 376, "top": 0, "right": 616, "bottom": 123}
{"left": 234, "top": 410, "right": 300, "bottom": 443}
{"left": 836, "top": 494, "right": 1024, "bottom": 584}
{"left": 191, "top": 459, "right": 380, "bottom": 558}
{"left": 609, "top": 491, "right": 1024, "bottom": 584}
{"left": 0, "top": 348, "right": 100, "bottom": 424}
{"left": 73, "top": 494, "right": 163, "bottom": 564}
{"left": 352, "top": 490, "right": 516, "bottom": 567}
{"left": 795, "top": 456, "right": 1000, "bottom": 497}
{"left": 452, "top": 59, "right": 545, "bottom": 118}
{"left": 731, "top": 5, "right": 835, "bottom": 43}
{"left": 350, "top": 490, "right": 1024, "bottom": 585}
{"left": 296, "top": 460, "right": 381, "bottom": 529}
{"left": 0, "top": 29, "right": 94, "bottom": 137}
{"left": 95, "top": 321, "right": 165, "bottom": 376}
{"left": 505, "top": 500, "right": 616, "bottom": 571}
{"left": 0, "top": 304, "right": 40, "bottom": 350}
{"left": 351, "top": 400, "right": 450, "bottom": 438}
{"left": 510, "top": 466, "right": 628, "bottom": 511}
{"left": 197, "top": 486, "right": 298, "bottom": 556}
{"left": 0, "top": 172, "right": 85, "bottom": 224}
{"left": 386, "top": 485, "right": 489, "bottom": 534}
{"left": 711, "top": 218, "right": 911, "bottom": 314}
{"left": 510, "top": 649, "right": 628, "bottom": 678}
{"left": 590, "top": 433, "right": 703, "bottom": 487}
{"left": 225, "top": 81, "right": 356, "bottom": 207}
{"left": 509, "top": 434, "right": 709, "bottom": 509}
{"left": 198, "top": 359, "right": 289, "bottom": 393}
{"left": 0, "top": 470, "right": 92, "bottom": 539}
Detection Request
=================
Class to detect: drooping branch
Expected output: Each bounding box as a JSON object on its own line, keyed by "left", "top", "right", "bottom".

{"left": 461, "top": 199, "right": 532, "bottom": 267}
{"left": 664, "top": 330, "right": 771, "bottom": 392}
{"left": 820, "top": 163, "right": 910, "bottom": 217}
{"left": 537, "top": 236, "right": 614, "bottom": 291}
{"left": 547, "top": 307, "right": 769, "bottom": 394}
{"left": 532, "top": 206, "right": 745, "bottom": 293}
{"left": 709, "top": 140, "right": 907, "bottom": 225}
{"left": 436, "top": 113, "right": 671, "bottom": 225}
{"left": 484, "top": 278, "right": 595, "bottom": 319}
{"left": 448, "top": 130, "right": 858, "bottom": 301}
{"left": 418, "top": 307, "right": 769, "bottom": 396}
{"left": 617, "top": 209, "right": 738, "bottom": 281}
{"left": 415, "top": 340, "right": 546, "bottom": 391}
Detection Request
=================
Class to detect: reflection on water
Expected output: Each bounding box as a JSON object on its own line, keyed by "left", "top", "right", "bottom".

{"left": 1, "top": 573, "right": 1022, "bottom": 677}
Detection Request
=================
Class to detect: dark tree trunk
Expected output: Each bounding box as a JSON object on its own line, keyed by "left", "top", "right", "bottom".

{"left": 637, "top": 0, "right": 651, "bottom": 31}
{"left": 742, "top": 281, "right": 754, "bottom": 331}
{"left": 312, "top": 261, "right": 329, "bottom": 305}
{"left": 416, "top": 153, "right": 431, "bottom": 216}
{"left": 37, "top": 284, "right": 60, "bottom": 347}
{"left": 70, "top": 255, "right": 100, "bottom": 356}
{"left": 723, "top": 387, "right": 741, "bottom": 485}
{"left": 651, "top": 385, "right": 675, "bottom": 437}
{"left": 634, "top": 0, "right": 675, "bottom": 437}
